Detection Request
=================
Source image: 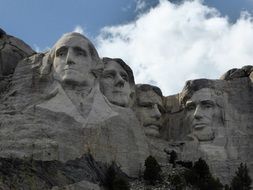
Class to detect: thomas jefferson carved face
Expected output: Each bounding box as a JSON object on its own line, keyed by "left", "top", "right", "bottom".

{"left": 135, "top": 87, "right": 163, "bottom": 137}
{"left": 100, "top": 60, "right": 131, "bottom": 107}
{"left": 52, "top": 34, "right": 95, "bottom": 86}
{"left": 185, "top": 88, "right": 223, "bottom": 141}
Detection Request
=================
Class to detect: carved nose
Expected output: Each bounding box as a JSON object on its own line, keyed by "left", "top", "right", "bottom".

{"left": 66, "top": 50, "right": 75, "bottom": 65}
{"left": 151, "top": 104, "right": 161, "bottom": 120}
{"left": 193, "top": 106, "right": 203, "bottom": 120}
{"left": 115, "top": 75, "right": 124, "bottom": 87}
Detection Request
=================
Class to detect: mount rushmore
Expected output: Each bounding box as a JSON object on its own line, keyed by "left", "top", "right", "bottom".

{"left": 0, "top": 29, "right": 252, "bottom": 189}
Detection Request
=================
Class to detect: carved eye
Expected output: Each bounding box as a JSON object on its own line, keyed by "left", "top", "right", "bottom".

{"left": 158, "top": 105, "right": 165, "bottom": 114}
{"left": 104, "top": 72, "right": 114, "bottom": 79}
{"left": 76, "top": 50, "right": 87, "bottom": 57}
{"left": 203, "top": 103, "right": 214, "bottom": 109}
{"left": 72, "top": 47, "right": 88, "bottom": 57}
{"left": 201, "top": 101, "right": 215, "bottom": 109}
{"left": 140, "top": 103, "right": 153, "bottom": 108}
{"left": 56, "top": 50, "right": 67, "bottom": 57}
{"left": 121, "top": 74, "right": 129, "bottom": 82}
{"left": 186, "top": 104, "right": 195, "bottom": 111}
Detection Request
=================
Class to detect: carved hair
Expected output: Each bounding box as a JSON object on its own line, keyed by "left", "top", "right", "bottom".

{"left": 180, "top": 79, "right": 224, "bottom": 109}
{"left": 135, "top": 84, "right": 163, "bottom": 97}
{"left": 40, "top": 32, "right": 102, "bottom": 80}
{"left": 102, "top": 57, "right": 135, "bottom": 86}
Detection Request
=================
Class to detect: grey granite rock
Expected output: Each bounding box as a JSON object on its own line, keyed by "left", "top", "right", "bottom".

{"left": 0, "top": 154, "right": 106, "bottom": 190}
{"left": 0, "top": 31, "right": 34, "bottom": 76}
{"left": 1, "top": 29, "right": 253, "bottom": 188}
{"left": 0, "top": 30, "right": 34, "bottom": 93}
{"left": 164, "top": 78, "right": 253, "bottom": 184}
{"left": 220, "top": 65, "right": 253, "bottom": 80}
{"left": 0, "top": 33, "right": 150, "bottom": 179}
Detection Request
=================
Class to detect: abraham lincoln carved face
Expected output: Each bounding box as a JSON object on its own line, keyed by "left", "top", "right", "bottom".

{"left": 185, "top": 88, "right": 224, "bottom": 141}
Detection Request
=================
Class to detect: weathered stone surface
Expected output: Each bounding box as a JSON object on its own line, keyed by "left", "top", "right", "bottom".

{"left": 1, "top": 29, "right": 253, "bottom": 188}
{"left": 0, "top": 29, "right": 35, "bottom": 92}
{"left": 220, "top": 65, "right": 253, "bottom": 80}
{"left": 0, "top": 30, "right": 35, "bottom": 76}
{"left": 0, "top": 33, "right": 149, "bottom": 179}
{"left": 0, "top": 154, "right": 106, "bottom": 190}
{"left": 51, "top": 181, "right": 101, "bottom": 190}
{"left": 164, "top": 78, "right": 253, "bottom": 184}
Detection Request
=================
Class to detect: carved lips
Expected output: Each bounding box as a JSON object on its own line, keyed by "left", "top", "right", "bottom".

{"left": 193, "top": 123, "right": 208, "bottom": 130}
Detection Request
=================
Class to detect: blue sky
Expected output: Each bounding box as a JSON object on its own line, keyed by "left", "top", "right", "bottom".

{"left": 1, "top": 0, "right": 147, "bottom": 48}
{"left": 1, "top": 0, "right": 253, "bottom": 95}
{"left": 2, "top": 0, "right": 252, "bottom": 48}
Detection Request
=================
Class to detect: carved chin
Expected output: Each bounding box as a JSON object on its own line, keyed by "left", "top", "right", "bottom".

{"left": 60, "top": 76, "right": 90, "bottom": 86}
{"left": 144, "top": 125, "right": 160, "bottom": 138}
{"left": 194, "top": 131, "right": 215, "bottom": 142}
{"left": 109, "top": 94, "right": 129, "bottom": 107}
{"left": 111, "top": 99, "right": 128, "bottom": 107}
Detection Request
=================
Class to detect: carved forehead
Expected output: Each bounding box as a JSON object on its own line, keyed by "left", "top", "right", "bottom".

{"left": 102, "top": 57, "right": 135, "bottom": 85}
{"left": 188, "top": 88, "right": 216, "bottom": 103}
{"left": 104, "top": 60, "right": 126, "bottom": 73}
{"left": 137, "top": 90, "right": 163, "bottom": 105}
{"left": 180, "top": 79, "right": 221, "bottom": 105}
{"left": 136, "top": 84, "right": 163, "bottom": 97}
{"left": 53, "top": 33, "right": 90, "bottom": 50}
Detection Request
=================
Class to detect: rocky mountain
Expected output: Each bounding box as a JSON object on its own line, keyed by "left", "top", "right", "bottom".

{"left": 0, "top": 29, "right": 252, "bottom": 189}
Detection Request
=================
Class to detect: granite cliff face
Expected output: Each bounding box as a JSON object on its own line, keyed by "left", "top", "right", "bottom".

{"left": 163, "top": 76, "right": 253, "bottom": 184}
{"left": 0, "top": 29, "right": 35, "bottom": 92}
{"left": 0, "top": 29, "right": 253, "bottom": 189}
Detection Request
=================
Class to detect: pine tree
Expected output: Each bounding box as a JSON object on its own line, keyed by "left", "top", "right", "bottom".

{"left": 112, "top": 176, "right": 130, "bottom": 190}
{"left": 231, "top": 163, "right": 252, "bottom": 190}
{"left": 104, "top": 162, "right": 130, "bottom": 190}
{"left": 169, "top": 150, "right": 178, "bottom": 168}
{"left": 104, "top": 163, "right": 116, "bottom": 190}
{"left": 224, "top": 184, "right": 231, "bottom": 190}
{"left": 183, "top": 158, "right": 223, "bottom": 190}
{"left": 193, "top": 158, "right": 210, "bottom": 179}
{"left": 144, "top": 155, "right": 161, "bottom": 185}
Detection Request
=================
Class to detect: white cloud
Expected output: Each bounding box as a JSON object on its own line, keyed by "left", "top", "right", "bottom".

{"left": 135, "top": 0, "right": 147, "bottom": 11}
{"left": 96, "top": 0, "right": 253, "bottom": 96}
{"left": 33, "top": 44, "right": 41, "bottom": 52}
{"left": 33, "top": 44, "right": 50, "bottom": 53}
{"left": 73, "top": 25, "right": 85, "bottom": 34}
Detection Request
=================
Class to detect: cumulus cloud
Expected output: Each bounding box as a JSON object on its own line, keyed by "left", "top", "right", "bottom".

{"left": 135, "top": 0, "right": 147, "bottom": 11}
{"left": 73, "top": 25, "right": 85, "bottom": 34}
{"left": 33, "top": 44, "right": 50, "bottom": 53}
{"left": 96, "top": 0, "right": 253, "bottom": 95}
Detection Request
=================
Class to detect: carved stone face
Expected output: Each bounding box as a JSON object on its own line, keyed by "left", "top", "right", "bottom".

{"left": 100, "top": 60, "right": 131, "bottom": 107}
{"left": 52, "top": 35, "right": 94, "bottom": 86}
{"left": 185, "top": 88, "right": 223, "bottom": 141}
{"left": 135, "top": 90, "right": 163, "bottom": 137}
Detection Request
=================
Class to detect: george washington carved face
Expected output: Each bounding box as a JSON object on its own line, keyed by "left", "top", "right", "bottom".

{"left": 51, "top": 33, "right": 100, "bottom": 87}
